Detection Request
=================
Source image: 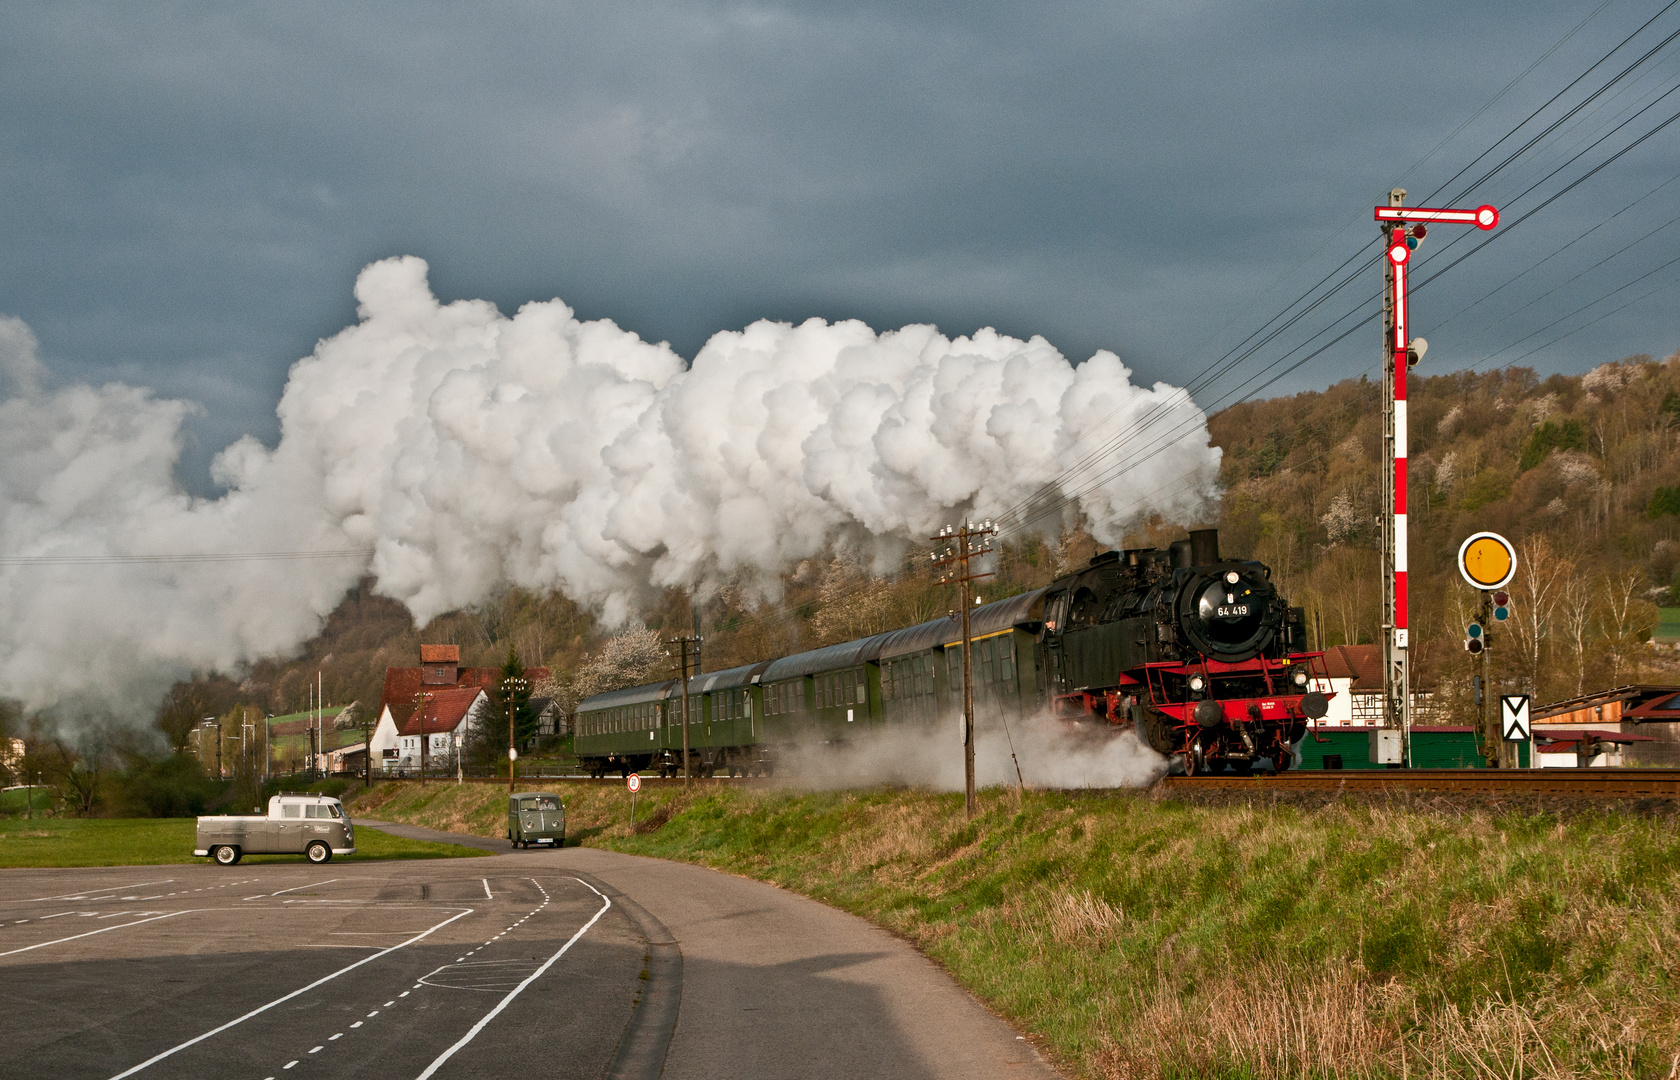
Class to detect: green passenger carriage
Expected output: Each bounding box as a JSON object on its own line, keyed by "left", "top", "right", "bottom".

{"left": 573, "top": 591, "right": 1047, "bottom": 779}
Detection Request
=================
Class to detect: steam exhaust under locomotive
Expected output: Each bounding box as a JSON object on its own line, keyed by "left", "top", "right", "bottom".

{"left": 1035, "top": 528, "right": 1331, "bottom": 775}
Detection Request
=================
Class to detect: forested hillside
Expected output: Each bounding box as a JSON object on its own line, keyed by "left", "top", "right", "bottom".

{"left": 156, "top": 352, "right": 1680, "bottom": 738}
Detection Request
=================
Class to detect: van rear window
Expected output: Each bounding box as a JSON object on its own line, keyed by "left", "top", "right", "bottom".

{"left": 282, "top": 805, "right": 301, "bottom": 818}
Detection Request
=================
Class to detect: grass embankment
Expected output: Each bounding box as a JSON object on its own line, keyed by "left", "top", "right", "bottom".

{"left": 351, "top": 780, "right": 1680, "bottom": 1080}
{"left": 0, "top": 816, "right": 487, "bottom": 867}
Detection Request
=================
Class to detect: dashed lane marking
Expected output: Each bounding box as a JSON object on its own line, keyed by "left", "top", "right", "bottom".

{"left": 22, "top": 880, "right": 176, "bottom": 903}
{"left": 414, "top": 877, "right": 604, "bottom": 1080}
{"left": 102, "top": 907, "right": 474, "bottom": 1079}
{"left": 0, "top": 911, "right": 193, "bottom": 958}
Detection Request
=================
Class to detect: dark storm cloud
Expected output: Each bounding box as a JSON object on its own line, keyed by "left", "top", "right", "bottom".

{"left": 3, "top": 1, "right": 1677, "bottom": 489}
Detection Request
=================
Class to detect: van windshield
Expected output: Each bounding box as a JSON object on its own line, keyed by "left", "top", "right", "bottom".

{"left": 528, "top": 796, "right": 560, "bottom": 811}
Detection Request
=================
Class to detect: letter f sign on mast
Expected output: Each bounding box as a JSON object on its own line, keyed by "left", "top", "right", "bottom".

{"left": 1375, "top": 192, "right": 1497, "bottom": 766}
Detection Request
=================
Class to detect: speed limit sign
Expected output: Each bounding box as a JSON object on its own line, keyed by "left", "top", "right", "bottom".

{"left": 627, "top": 773, "right": 641, "bottom": 793}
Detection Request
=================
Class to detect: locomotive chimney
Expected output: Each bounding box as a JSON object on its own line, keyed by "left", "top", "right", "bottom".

{"left": 1169, "top": 539, "right": 1192, "bottom": 569}
{"left": 1189, "top": 528, "right": 1221, "bottom": 566}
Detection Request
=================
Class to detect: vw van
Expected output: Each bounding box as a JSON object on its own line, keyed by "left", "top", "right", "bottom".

{"left": 508, "top": 792, "right": 565, "bottom": 848}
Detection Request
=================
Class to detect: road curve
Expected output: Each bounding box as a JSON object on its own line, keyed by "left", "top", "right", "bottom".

{"left": 364, "top": 820, "right": 1065, "bottom": 1080}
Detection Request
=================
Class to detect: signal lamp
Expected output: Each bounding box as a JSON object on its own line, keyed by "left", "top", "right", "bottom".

{"left": 1189, "top": 674, "right": 1206, "bottom": 694}
{"left": 1467, "top": 622, "right": 1483, "bottom": 639}
{"left": 1492, "top": 591, "right": 1509, "bottom": 606}
{"left": 1494, "top": 606, "right": 1510, "bottom": 621}
{"left": 1407, "top": 236, "right": 1418, "bottom": 249}
{"left": 1292, "top": 668, "right": 1309, "bottom": 688}
{"left": 1466, "top": 638, "right": 1484, "bottom": 654}
{"left": 1412, "top": 224, "right": 1427, "bottom": 239}
{"left": 1224, "top": 571, "right": 1239, "bottom": 584}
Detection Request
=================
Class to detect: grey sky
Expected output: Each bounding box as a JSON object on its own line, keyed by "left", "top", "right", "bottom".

{"left": 5, "top": 1, "right": 1679, "bottom": 491}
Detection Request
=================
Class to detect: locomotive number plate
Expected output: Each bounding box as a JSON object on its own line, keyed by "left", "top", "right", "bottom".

{"left": 1216, "top": 604, "right": 1250, "bottom": 618}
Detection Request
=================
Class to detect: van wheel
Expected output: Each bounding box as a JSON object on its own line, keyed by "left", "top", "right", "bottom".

{"left": 305, "top": 840, "right": 332, "bottom": 864}
{"left": 213, "top": 845, "right": 241, "bottom": 866}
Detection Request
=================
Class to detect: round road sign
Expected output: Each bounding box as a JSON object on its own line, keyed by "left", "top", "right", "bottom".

{"left": 627, "top": 773, "right": 641, "bottom": 793}
{"left": 1458, "top": 531, "right": 1516, "bottom": 591}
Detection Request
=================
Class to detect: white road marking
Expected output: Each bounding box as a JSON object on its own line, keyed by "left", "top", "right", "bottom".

{"left": 283, "top": 1061, "right": 298, "bottom": 1069}
{"left": 0, "top": 911, "right": 191, "bottom": 958}
{"left": 308, "top": 1045, "right": 324, "bottom": 1054}
{"left": 414, "top": 878, "right": 611, "bottom": 1080}
{"left": 482, "top": 878, "right": 492, "bottom": 899}
{"left": 23, "top": 879, "right": 175, "bottom": 903}
{"left": 102, "top": 907, "right": 474, "bottom": 1079}
{"left": 351, "top": 1021, "right": 364, "bottom": 1028}
{"left": 255, "top": 878, "right": 338, "bottom": 900}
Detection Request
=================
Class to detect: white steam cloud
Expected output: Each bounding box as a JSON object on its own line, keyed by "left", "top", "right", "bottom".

{"left": 776, "top": 711, "right": 1170, "bottom": 791}
{"left": 0, "top": 257, "right": 1219, "bottom": 716}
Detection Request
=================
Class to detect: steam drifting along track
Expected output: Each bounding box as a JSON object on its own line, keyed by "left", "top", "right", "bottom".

{"left": 1163, "top": 768, "right": 1680, "bottom": 799}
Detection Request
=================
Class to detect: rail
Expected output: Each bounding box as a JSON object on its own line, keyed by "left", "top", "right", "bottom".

{"left": 1164, "top": 768, "right": 1680, "bottom": 798}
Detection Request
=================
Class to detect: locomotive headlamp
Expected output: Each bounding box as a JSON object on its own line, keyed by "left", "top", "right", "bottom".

{"left": 1292, "top": 668, "right": 1309, "bottom": 688}
{"left": 1224, "top": 571, "right": 1239, "bottom": 585}
{"left": 1188, "top": 674, "right": 1206, "bottom": 694}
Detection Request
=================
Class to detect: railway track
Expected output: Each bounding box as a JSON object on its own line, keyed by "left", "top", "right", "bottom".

{"left": 1164, "top": 768, "right": 1680, "bottom": 798}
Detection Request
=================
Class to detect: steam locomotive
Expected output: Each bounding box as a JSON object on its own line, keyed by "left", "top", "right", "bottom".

{"left": 572, "top": 528, "right": 1330, "bottom": 779}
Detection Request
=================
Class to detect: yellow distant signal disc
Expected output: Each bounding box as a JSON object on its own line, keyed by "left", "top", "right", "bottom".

{"left": 1457, "top": 531, "right": 1516, "bottom": 591}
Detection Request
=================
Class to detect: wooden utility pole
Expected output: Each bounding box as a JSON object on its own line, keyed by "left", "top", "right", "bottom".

{"left": 932, "top": 520, "right": 996, "bottom": 819}
{"left": 503, "top": 675, "right": 528, "bottom": 795}
{"left": 668, "top": 636, "right": 702, "bottom": 789}
{"left": 414, "top": 688, "right": 430, "bottom": 784}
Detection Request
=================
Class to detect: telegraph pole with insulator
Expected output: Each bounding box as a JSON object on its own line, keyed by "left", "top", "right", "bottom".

{"left": 668, "top": 635, "right": 702, "bottom": 789}
{"left": 1375, "top": 192, "right": 1499, "bottom": 766}
{"left": 932, "top": 519, "right": 996, "bottom": 819}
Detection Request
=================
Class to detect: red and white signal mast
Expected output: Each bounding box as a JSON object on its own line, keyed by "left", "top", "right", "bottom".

{"left": 1374, "top": 190, "right": 1497, "bottom": 765}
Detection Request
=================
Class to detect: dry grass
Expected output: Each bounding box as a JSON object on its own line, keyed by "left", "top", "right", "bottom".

{"left": 352, "top": 782, "right": 1680, "bottom": 1079}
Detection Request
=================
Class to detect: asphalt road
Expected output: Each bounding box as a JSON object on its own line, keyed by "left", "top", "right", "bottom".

{"left": 0, "top": 824, "right": 1062, "bottom": 1080}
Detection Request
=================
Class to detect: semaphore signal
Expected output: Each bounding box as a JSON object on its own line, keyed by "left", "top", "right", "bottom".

{"left": 1378, "top": 190, "right": 1498, "bottom": 767}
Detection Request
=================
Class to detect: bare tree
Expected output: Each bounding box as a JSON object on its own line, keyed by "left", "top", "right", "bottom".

{"left": 1558, "top": 573, "right": 1595, "bottom": 696}
{"left": 36, "top": 734, "right": 105, "bottom": 817}
{"left": 1510, "top": 535, "right": 1569, "bottom": 694}
{"left": 1600, "top": 569, "right": 1657, "bottom": 686}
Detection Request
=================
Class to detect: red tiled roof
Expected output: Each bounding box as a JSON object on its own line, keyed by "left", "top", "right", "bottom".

{"left": 379, "top": 664, "right": 551, "bottom": 730}
{"left": 398, "top": 687, "right": 485, "bottom": 736}
{"left": 1320, "top": 645, "right": 1382, "bottom": 690}
{"left": 420, "top": 644, "right": 460, "bottom": 664}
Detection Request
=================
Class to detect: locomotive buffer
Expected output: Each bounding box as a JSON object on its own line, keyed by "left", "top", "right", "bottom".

{"left": 1376, "top": 192, "right": 1498, "bottom": 764}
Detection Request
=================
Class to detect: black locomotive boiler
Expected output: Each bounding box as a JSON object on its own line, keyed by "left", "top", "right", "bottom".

{"left": 573, "top": 528, "right": 1330, "bottom": 779}
{"left": 1037, "top": 528, "right": 1330, "bottom": 775}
